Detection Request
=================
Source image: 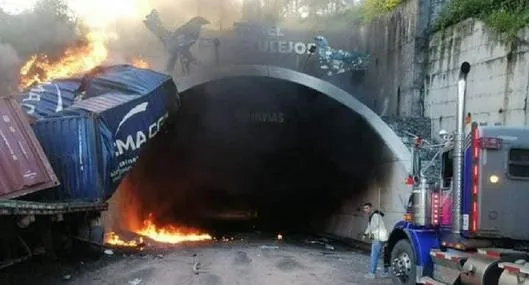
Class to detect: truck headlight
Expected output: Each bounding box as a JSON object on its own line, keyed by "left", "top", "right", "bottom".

{"left": 489, "top": 175, "right": 499, "bottom": 184}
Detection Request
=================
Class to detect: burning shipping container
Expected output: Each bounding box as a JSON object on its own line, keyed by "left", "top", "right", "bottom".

{"left": 24, "top": 65, "right": 180, "bottom": 202}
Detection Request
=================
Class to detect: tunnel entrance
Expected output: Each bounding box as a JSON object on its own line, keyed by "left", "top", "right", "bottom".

{"left": 110, "top": 66, "right": 411, "bottom": 240}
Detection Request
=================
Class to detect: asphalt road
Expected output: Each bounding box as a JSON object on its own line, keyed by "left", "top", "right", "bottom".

{"left": 0, "top": 234, "right": 393, "bottom": 285}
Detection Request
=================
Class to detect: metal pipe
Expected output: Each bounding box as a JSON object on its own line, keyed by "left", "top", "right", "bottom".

{"left": 452, "top": 62, "right": 471, "bottom": 235}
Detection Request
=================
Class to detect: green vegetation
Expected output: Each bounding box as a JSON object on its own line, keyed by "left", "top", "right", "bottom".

{"left": 360, "top": 0, "right": 403, "bottom": 22}
{"left": 311, "top": 0, "right": 403, "bottom": 25}
{"left": 240, "top": 0, "right": 404, "bottom": 27}
{"left": 434, "top": 0, "right": 529, "bottom": 41}
{"left": 285, "top": 0, "right": 403, "bottom": 30}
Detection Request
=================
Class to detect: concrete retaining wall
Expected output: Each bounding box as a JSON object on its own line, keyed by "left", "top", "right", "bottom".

{"left": 425, "top": 19, "right": 529, "bottom": 135}
{"left": 350, "top": 0, "right": 431, "bottom": 117}
{"left": 352, "top": 0, "right": 529, "bottom": 137}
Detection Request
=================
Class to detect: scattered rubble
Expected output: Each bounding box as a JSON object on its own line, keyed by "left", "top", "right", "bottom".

{"left": 382, "top": 116, "right": 441, "bottom": 180}
{"left": 128, "top": 278, "right": 142, "bottom": 285}
{"left": 325, "top": 244, "right": 335, "bottom": 251}
{"left": 192, "top": 261, "right": 200, "bottom": 275}
{"left": 305, "top": 237, "right": 336, "bottom": 251}
{"left": 259, "top": 245, "right": 280, "bottom": 250}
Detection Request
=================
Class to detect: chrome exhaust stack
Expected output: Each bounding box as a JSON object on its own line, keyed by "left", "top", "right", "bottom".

{"left": 452, "top": 62, "right": 471, "bottom": 235}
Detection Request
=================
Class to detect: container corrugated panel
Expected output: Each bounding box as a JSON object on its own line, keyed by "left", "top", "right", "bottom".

{"left": 31, "top": 65, "right": 179, "bottom": 202}
{"left": 19, "top": 78, "right": 82, "bottom": 120}
{"left": 32, "top": 115, "right": 104, "bottom": 202}
{"left": 0, "top": 97, "right": 59, "bottom": 199}
{"left": 19, "top": 65, "right": 171, "bottom": 121}
{"left": 83, "top": 65, "right": 170, "bottom": 97}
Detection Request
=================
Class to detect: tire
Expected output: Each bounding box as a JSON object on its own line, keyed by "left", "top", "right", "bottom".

{"left": 390, "top": 239, "right": 417, "bottom": 285}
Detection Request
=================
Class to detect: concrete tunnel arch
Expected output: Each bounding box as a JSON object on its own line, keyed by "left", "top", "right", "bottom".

{"left": 166, "top": 65, "right": 413, "bottom": 239}
{"left": 175, "top": 65, "right": 411, "bottom": 170}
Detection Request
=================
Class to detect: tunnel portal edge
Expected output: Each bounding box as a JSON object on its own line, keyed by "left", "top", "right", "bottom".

{"left": 174, "top": 65, "right": 412, "bottom": 174}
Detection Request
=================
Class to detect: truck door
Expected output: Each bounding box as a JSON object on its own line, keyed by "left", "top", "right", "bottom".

{"left": 479, "top": 138, "right": 529, "bottom": 240}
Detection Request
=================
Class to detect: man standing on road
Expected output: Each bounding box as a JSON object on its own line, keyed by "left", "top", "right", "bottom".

{"left": 362, "top": 202, "right": 390, "bottom": 279}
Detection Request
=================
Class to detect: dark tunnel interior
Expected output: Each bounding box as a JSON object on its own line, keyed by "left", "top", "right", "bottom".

{"left": 121, "top": 76, "right": 388, "bottom": 235}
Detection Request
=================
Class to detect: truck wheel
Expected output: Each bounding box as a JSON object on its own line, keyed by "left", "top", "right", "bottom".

{"left": 391, "top": 239, "right": 416, "bottom": 285}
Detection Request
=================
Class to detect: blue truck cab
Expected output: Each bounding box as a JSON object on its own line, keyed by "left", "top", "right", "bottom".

{"left": 386, "top": 62, "right": 529, "bottom": 285}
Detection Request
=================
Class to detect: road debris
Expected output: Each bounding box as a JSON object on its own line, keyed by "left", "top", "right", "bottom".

{"left": 63, "top": 274, "right": 71, "bottom": 280}
{"left": 128, "top": 278, "right": 142, "bottom": 285}
{"left": 305, "top": 238, "right": 335, "bottom": 251}
{"left": 259, "top": 245, "right": 279, "bottom": 250}
{"left": 234, "top": 251, "right": 252, "bottom": 264}
{"left": 104, "top": 249, "right": 114, "bottom": 255}
{"left": 1, "top": 234, "right": 391, "bottom": 285}
{"left": 193, "top": 262, "right": 200, "bottom": 275}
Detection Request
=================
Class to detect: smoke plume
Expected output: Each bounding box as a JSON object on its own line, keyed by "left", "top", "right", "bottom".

{"left": 0, "top": 0, "right": 81, "bottom": 91}
{"left": 0, "top": 0, "right": 243, "bottom": 81}
{"left": 103, "top": 0, "right": 243, "bottom": 72}
{"left": 0, "top": 43, "right": 20, "bottom": 95}
{"left": 0, "top": 0, "right": 79, "bottom": 59}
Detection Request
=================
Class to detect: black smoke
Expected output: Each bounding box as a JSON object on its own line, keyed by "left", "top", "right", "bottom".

{"left": 0, "top": 0, "right": 81, "bottom": 93}
{"left": 115, "top": 76, "right": 384, "bottom": 235}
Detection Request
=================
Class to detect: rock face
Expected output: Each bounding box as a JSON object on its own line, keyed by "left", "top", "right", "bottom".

{"left": 382, "top": 116, "right": 431, "bottom": 142}
{"left": 349, "top": 0, "right": 433, "bottom": 118}
{"left": 382, "top": 116, "right": 440, "bottom": 181}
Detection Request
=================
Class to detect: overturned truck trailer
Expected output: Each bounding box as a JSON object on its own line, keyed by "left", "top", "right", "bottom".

{"left": 29, "top": 67, "right": 180, "bottom": 202}
{"left": 20, "top": 65, "right": 180, "bottom": 202}
{"left": 0, "top": 65, "right": 179, "bottom": 269}
{"left": 0, "top": 96, "right": 108, "bottom": 269}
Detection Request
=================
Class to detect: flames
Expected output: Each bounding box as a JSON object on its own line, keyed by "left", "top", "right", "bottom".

{"left": 105, "top": 213, "right": 212, "bottom": 247}
{"left": 18, "top": 32, "right": 153, "bottom": 91}
{"left": 105, "top": 232, "right": 144, "bottom": 248}
{"left": 137, "top": 214, "right": 212, "bottom": 244}
{"left": 19, "top": 32, "right": 108, "bottom": 90}
{"left": 131, "top": 58, "right": 151, "bottom": 69}
{"left": 105, "top": 176, "right": 213, "bottom": 248}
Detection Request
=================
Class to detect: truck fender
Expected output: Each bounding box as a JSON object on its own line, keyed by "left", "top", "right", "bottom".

{"left": 385, "top": 221, "right": 439, "bottom": 278}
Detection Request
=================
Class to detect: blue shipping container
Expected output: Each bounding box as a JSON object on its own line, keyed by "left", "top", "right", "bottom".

{"left": 19, "top": 78, "right": 83, "bottom": 120}
{"left": 19, "top": 64, "right": 173, "bottom": 121}
{"left": 32, "top": 115, "right": 103, "bottom": 201}
{"left": 30, "top": 65, "right": 179, "bottom": 202}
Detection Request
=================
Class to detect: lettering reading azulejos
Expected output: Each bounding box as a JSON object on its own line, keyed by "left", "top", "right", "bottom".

{"left": 257, "top": 40, "right": 314, "bottom": 55}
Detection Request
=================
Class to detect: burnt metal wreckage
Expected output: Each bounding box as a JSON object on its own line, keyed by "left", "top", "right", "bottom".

{"left": 142, "top": 12, "right": 370, "bottom": 79}
{"left": 143, "top": 9, "right": 211, "bottom": 76}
